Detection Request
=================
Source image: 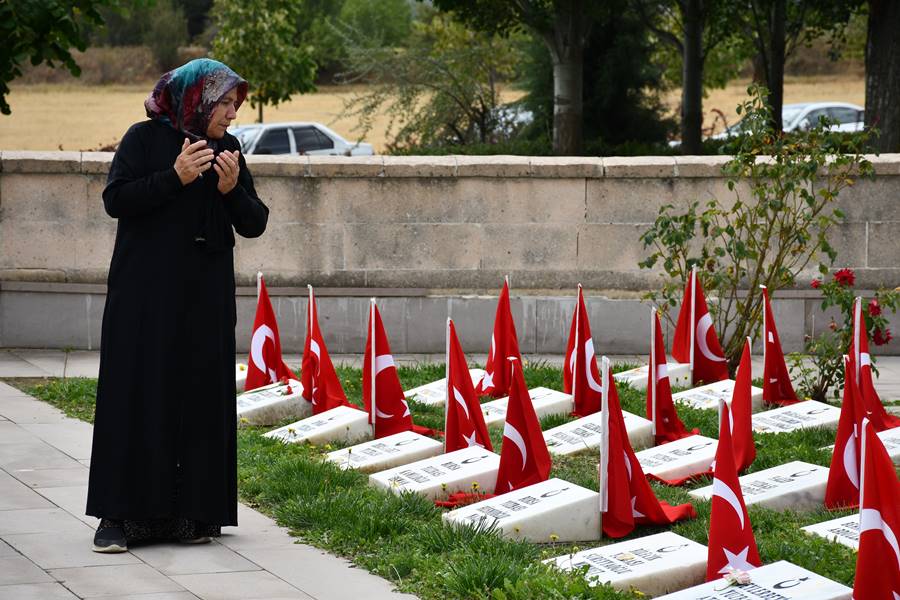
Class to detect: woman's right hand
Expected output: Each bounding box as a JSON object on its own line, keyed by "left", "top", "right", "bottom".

{"left": 174, "top": 138, "right": 214, "bottom": 185}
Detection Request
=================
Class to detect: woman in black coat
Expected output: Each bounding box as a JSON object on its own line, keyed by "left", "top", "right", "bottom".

{"left": 87, "top": 59, "right": 269, "bottom": 552}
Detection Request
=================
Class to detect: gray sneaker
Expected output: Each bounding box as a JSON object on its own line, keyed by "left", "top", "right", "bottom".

{"left": 92, "top": 525, "right": 127, "bottom": 553}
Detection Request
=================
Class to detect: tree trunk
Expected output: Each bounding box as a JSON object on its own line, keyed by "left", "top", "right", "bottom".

{"left": 865, "top": 0, "right": 900, "bottom": 152}
{"left": 768, "top": 0, "right": 786, "bottom": 133}
{"left": 257, "top": 103, "right": 263, "bottom": 124}
{"left": 681, "top": 0, "right": 704, "bottom": 154}
{"left": 544, "top": 0, "right": 584, "bottom": 155}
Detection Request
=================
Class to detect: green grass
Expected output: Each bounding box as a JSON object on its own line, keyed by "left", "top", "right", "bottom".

{"left": 7, "top": 364, "right": 860, "bottom": 599}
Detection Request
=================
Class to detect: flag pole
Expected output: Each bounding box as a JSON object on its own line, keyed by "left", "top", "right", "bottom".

{"left": 256, "top": 271, "right": 263, "bottom": 301}
{"left": 574, "top": 284, "right": 582, "bottom": 403}
{"left": 445, "top": 318, "right": 451, "bottom": 452}
{"left": 307, "top": 284, "right": 314, "bottom": 333}
{"left": 600, "top": 356, "right": 610, "bottom": 515}
{"left": 854, "top": 296, "right": 862, "bottom": 385}
{"left": 689, "top": 265, "right": 696, "bottom": 378}
{"left": 650, "top": 306, "right": 657, "bottom": 437}
{"left": 370, "top": 298, "right": 377, "bottom": 433}
{"left": 759, "top": 285, "right": 767, "bottom": 367}
{"left": 859, "top": 416, "right": 869, "bottom": 512}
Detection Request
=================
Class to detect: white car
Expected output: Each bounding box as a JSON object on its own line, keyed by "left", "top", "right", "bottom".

{"left": 229, "top": 122, "right": 374, "bottom": 156}
{"left": 712, "top": 102, "right": 865, "bottom": 139}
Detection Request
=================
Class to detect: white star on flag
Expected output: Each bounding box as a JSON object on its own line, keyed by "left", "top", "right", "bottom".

{"left": 463, "top": 431, "right": 483, "bottom": 448}
{"left": 718, "top": 546, "right": 756, "bottom": 574}
{"left": 480, "top": 371, "right": 494, "bottom": 390}
{"left": 631, "top": 496, "right": 644, "bottom": 518}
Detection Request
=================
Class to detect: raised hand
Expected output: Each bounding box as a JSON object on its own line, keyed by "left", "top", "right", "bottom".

{"left": 214, "top": 150, "right": 240, "bottom": 195}
{"left": 174, "top": 138, "right": 214, "bottom": 185}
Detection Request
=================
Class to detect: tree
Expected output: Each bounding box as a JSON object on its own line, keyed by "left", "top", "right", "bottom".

{"left": 336, "top": 12, "right": 521, "bottom": 151}
{"left": 210, "top": 0, "right": 316, "bottom": 123}
{"left": 0, "top": 0, "right": 118, "bottom": 115}
{"left": 864, "top": 0, "right": 900, "bottom": 152}
{"left": 635, "top": 0, "right": 733, "bottom": 154}
{"left": 428, "top": 0, "right": 591, "bottom": 155}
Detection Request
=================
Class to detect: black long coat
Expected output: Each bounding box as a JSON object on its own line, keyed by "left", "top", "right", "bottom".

{"left": 86, "top": 120, "right": 268, "bottom": 526}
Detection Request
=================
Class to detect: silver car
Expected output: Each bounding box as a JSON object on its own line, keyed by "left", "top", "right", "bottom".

{"left": 229, "top": 122, "right": 375, "bottom": 156}
{"left": 713, "top": 102, "right": 865, "bottom": 139}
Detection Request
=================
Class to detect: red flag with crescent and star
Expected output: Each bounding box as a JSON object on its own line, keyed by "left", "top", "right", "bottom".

{"left": 729, "top": 338, "right": 756, "bottom": 473}
{"left": 495, "top": 358, "right": 551, "bottom": 493}
{"left": 444, "top": 319, "right": 493, "bottom": 453}
{"left": 853, "top": 416, "right": 900, "bottom": 598}
{"left": 825, "top": 356, "right": 865, "bottom": 509}
{"left": 760, "top": 285, "right": 799, "bottom": 406}
{"left": 563, "top": 285, "right": 603, "bottom": 417}
{"left": 363, "top": 300, "right": 413, "bottom": 439}
{"left": 476, "top": 278, "right": 523, "bottom": 399}
{"left": 706, "top": 399, "right": 761, "bottom": 582}
{"left": 849, "top": 296, "right": 900, "bottom": 431}
{"left": 672, "top": 266, "right": 729, "bottom": 385}
{"left": 245, "top": 273, "right": 296, "bottom": 391}
{"left": 646, "top": 308, "right": 694, "bottom": 444}
{"left": 300, "top": 286, "right": 349, "bottom": 414}
{"left": 600, "top": 357, "right": 697, "bottom": 538}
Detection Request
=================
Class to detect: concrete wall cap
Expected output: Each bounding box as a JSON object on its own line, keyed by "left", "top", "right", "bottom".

{"left": 674, "top": 155, "right": 731, "bottom": 178}
{"left": 603, "top": 155, "right": 676, "bottom": 178}
{"left": 454, "top": 154, "right": 532, "bottom": 177}
{"left": 80, "top": 152, "right": 115, "bottom": 174}
{"left": 307, "top": 155, "right": 384, "bottom": 177}
{"left": 528, "top": 156, "right": 604, "bottom": 178}
{"left": 865, "top": 153, "right": 900, "bottom": 176}
{"left": 244, "top": 154, "right": 309, "bottom": 177}
{"left": 1, "top": 150, "right": 82, "bottom": 173}
{"left": 382, "top": 155, "right": 458, "bottom": 177}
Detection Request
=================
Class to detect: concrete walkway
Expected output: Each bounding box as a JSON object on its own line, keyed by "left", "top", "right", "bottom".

{"left": 0, "top": 351, "right": 418, "bottom": 600}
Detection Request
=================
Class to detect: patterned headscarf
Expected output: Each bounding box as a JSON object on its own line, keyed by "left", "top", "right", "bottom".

{"left": 144, "top": 58, "right": 248, "bottom": 141}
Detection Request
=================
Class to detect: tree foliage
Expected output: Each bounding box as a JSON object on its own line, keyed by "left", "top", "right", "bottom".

{"left": 210, "top": 0, "right": 316, "bottom": 123}
{"left": 336, "top": 11, "right": 522, "bottom": 152}
{"left": 639, "top": 85, "right": 873, "bottom": 375}
{"left": 0, "top": 0, "right": 118, "bottom": 114}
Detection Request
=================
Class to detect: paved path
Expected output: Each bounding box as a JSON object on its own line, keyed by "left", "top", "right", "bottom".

{"left": 0, "top": 354, "right": 418, "bottom": 600}
{"left": 2, "top": 348, "right": 900, "bottom": 600}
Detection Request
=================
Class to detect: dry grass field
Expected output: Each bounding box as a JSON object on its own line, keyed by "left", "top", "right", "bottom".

{"left": 0, "top": 74, "right": 862, "bottom": 152}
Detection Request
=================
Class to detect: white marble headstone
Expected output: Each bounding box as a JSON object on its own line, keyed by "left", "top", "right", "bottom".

{"left": 801, "top": 514, "right": 859, "bottom": 550}
{"left": 404, "top": 369, "right": 486, "bottom": 406}
{"left": 543, "top": 409, "right": 653, "bottom": 456}
{"left": 877, "top": 426, "right": 900, "bottom": 465}
{"left": 614, "top": 361, "right": 692, "bottom": 392}
{"left": 369, "top": 446, "right": 501, "bottom": 500}
{"left": 236, "top": 363, "right": 247, "bottom": 392}
{"left": 237, "top": 379, "right": 310, "bottom": 425}
{"left": 264, "top": 405, "right": 371, "bottom": 446}
{"left": 443, "top": 478, "right": 601, "bottom": 543}
{"left": 690, "top": 460, "right": 828, "bottom": 511}
{"left": 546, "top": 531, "right": 707, "bottom": 597}
{"left": 655, "top": 560, "right": 851, "bottom": 600}
{"left": 326, "top": 431, "right": 443, "bottom": 473}
{"left": 635, "top": 434, "right": 717, "bottom": 482}
{"left": 752, "top": 400, "right": 841, "bottom": 434}
{"left": 481, "top": 387, "right": 574, "bottom": 427}
{"left": 673, "top": 379, "right": 763, "bottom": 412}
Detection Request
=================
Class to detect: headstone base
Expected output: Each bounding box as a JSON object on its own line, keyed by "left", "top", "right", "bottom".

{"left": 614, "top": 361, "right": 691, "bottom": 392}
{"left": 752, "top": 400, "right": 840, "bottom": 434}
{"left": 482, "top": 387, "right": 574, "bottom": 427}
{"left": 237, "top": 379, "right": 310, "bottom": 426}
{"left": 544, "top": 410, "right": 653, "bottom": 456}
{"left": 801, "top": 514, "right": 859, "bottom": 550}
{"left": 673, "top": 379, "right": 763, "bottom": 411}
{"left": 369, "top": 446, "right": 501, "bottom": 500}
{"left": 635, "top": 435, "right": 717, "bottom": 482}
{"left": 690, "top": 460, "right": 828, "bottom": 511}
{"left": 326, "top": 431, "right": 443, "bottom": 473}
{"left": 264, "top": 405, "right": 371, "bottom": 446}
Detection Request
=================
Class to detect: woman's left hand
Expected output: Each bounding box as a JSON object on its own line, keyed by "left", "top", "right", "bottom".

{"left": 214, "top": 150, "right": 240, "bottom": 195}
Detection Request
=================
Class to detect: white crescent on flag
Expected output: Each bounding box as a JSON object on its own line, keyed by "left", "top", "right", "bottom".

{"left": 453, "top": 386, "right": 470, "bottom": 420}
{"left": 860, "top": 352, "right": 871, "bottom": 367}
{"left": 843, "top": 428, "right": 860, "bottom": 490}
{"left": 860, "top": 508, "right": 900, "bottom": 569}
{"left": 250, "top": 325, "right": 276, "bottom": 382}
{"left": 697, "top": 313, "right": 726, "bottom": 362}
{"left": 623, "top": 450, "right": 633, "bottom": 480}
{"left": 503, "top": 422, "right": 528, "bottom": 471}
{"left": 712, "top": 477, "right": 745, "bottom": 530}
{"left": 584, "top": 338, "right": 603, "bottom": 392}
{"left": 656, "top": 363, "right": 668, "bottom": 382}
{"left": 310, "top": 339, "right": 321, "bottom": 360}
{"left": 374, "top": 354, "right": 395, "bottom": 375}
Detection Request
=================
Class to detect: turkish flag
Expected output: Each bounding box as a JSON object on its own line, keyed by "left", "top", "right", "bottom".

{"left": 760, "top": 286, "right": 799, "bottom": 406}
{"left": 706, "top": 400, "right": 761, "bottom": 582}
{"left": 672, "top": 267, "right": 729, "bottom": 385}
{"left": 563, "top": 285, "right": 603, "bottom": 416}
{"left": 363, "top": 300, "right": 413, "bottom": 439}
{"left": 729, "top": 338, "right": 756, "bottom": 473}
{"left": 476, "top": 278, "right": 523, "bottom": 398}
{"left": 853, "top": 417, "right": 900, "bottom": 598}
{"left": 600, "top": 356, "right": 696, "bottom": 538}
{"left": 849, "top": 296, "right": 900, "bottom": 431}
{"left": 495, "top": 358, "right": 551, "bottom": 492}
{"left": 646, "top": 309, "right": 694, "bottom": 444}
{"left": 825, "top": 356, "right": 864, "bottom": 509}
{"left": 445, "top": 319, "right": 493, "bottom": 453}
{"left": 300, "top": 286, "right": 349, "bottom": 415}
{"left": 245, "top": 273, "right": 296, "bottom": 391}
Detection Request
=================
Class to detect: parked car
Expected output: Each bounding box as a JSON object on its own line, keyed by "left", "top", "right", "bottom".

{"left": 229, "top": 122, "right": 375, "bottom": 156}
{"left": 711, "top": 101, "right": 865, "bottom": 139}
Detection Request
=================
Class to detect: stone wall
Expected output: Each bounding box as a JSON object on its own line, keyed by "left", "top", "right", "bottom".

{"left": 1, "top": 151, "right": 898, "bottom": 353}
